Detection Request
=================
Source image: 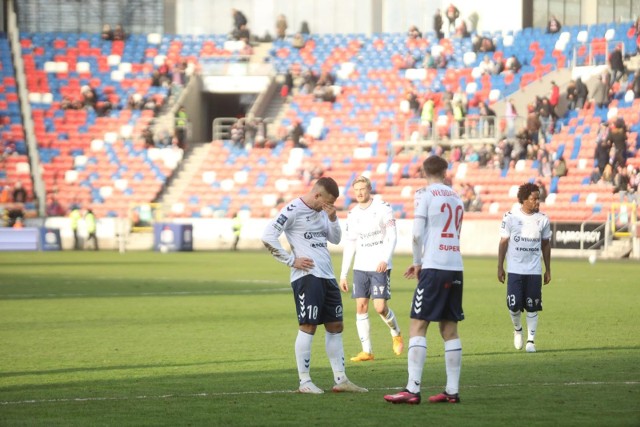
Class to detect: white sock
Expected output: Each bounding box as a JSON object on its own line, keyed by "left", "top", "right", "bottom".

{"left": 444, "top": 338, "right": 462, "bottom": 395}
{"left": 406, "top": 336, "right": 427, "bottom": 394}
{"left": 380, "top": 308, "right": 401, "bottom": 337}
{"left": 355, "top": 313, "right": 372, "bottom": 353}
{"left": 295, "top": 330, "right": 313, "bottom": 384}
{"left": 526, "top": 312, "right": 538, "bottom": 342}
{"left": 326, "top": 331, "right": 347, "bottom": 384}
{"left": 509, "top": 310, "right": 522, "bottom": 331}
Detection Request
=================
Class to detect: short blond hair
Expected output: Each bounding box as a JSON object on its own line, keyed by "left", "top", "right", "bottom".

{"left": 352, "top": 176, "right": 372, "bottom": 190}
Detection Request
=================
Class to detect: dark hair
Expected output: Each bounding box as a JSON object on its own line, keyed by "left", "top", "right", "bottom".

{"left": 315, "top": 177, "right": 339, "bottom": 198}
{"left": 517, "top": 182, "right": 539, "bottom": 204}
{"left": 422, "top": 155, "right": 448, "bottom": 177}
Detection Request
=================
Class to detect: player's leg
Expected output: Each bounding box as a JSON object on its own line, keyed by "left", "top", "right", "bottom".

{"left": 429, "top": 270, "right": 463, "bottom": 403}
{"left": 524, "top": 275, "right": 543, "bottom": 352}
{"left": 292, "top": 276, "right": 322, "bottom": 393}
{"left": 506, "top": 273, "right": 525, "bottom": 350}
{"left": 372, "top": 270, "right": 403, "bottom": 355}
{"left": 323, "top": 279, "right": 367, "bottom": 392}
{"left": 383, "top": 318, "right": 427, "bottom": 404}
{"left": 351, "top": 271, "right": 374, "bottom": 361}
{"left": 384, "top": 270, "right": 433, "bottom": 404}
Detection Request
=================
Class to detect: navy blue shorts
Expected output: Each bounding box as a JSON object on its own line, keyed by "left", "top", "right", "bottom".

{"left": 291, "top": 275, "right": 344, "bottom": 325}
{"left": 410, "top": 269, "right": 464, "bottom": 322}
{"left": 506, "top": 273, "right": 543, "bottom": 312}
{"left": 352, "top": 270, "right": 391, "bottom": 300}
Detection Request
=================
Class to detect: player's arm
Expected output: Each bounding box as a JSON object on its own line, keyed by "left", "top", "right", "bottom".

{"left": 404, "top": 214, "right": 425, "bottom": 279}
{"left": 339, "top": 228, "right": 356, "bottom": 292}
{"left": 541, "top": 238, "right": 551, "bottom": 285}
{"left": 261, "top": 211, "right": 296, "bottom": 267}
{"left": 497, "top": 213, "right": 511, "bottom": 283}
{"left": 497, "top": 237, "right": 509, "bottom": 283}
{"left": 380, "top": 207, "right": 397, "bottom": 273}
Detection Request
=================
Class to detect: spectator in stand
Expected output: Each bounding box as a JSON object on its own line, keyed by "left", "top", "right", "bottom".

{"left": 112, "top": 24, "right": 125, "bottom": 41}
{"left": 575, "top": 77, "right": 589, "bottom": 109}
{"left": 566, "top": 80, "right": 577, "bottom": 110}
{"left": 232, "top": 9, "right": 248, "bottom": 39}
{"left": 536, "top": 179, "right": 548, "bottom": 203}
{"left": 292, "top": 32, "right": 306, "bottom": 49}
{"left": 479, "top": 54, "right": 497, "bottom": 75}
{"left": 505, "top": 99, "right": 517, "bottom": 140}
{"left": 608, "top": 45, "right": 625, "bottom": 83}
{"left": 590, "top": 167, "right": 602, "bottom": 184}
{"left": 526, "top": 106, "right": 542, "bottom": 146}
{"left": 505, "top": 55, "right": 522, "bottom": 73}
{"left": 101, "top": 24, "right": 113, "bottom": 41}
{"left": 549, "top": 81, "right": 560, "bottom": 118}
{"left": 552, "top": 156, "right": 568, "bottom": 178}
{"left": 592, "top": 74, "right": 610, "bottom": 108}
{"left": 594, "top": 122, "right": 611, "bottom": 174}
{"left": 607, "top": 118, "right": 628, "bottom": 170}
{"left": 142, "top": 127, "right": 155, "bottom": 148}
{"left": 546, "top": 16, "right": 562, "bottom": 34}
{"left": 276, "top": 14, "right": 288, "bottom": 40}
{"left": 408, "top": 25, "right": 422, "bottom": 39}
{"left": 613, "top": 165, "right": 632, "bottom": 202}
{"left": 420, "top": 97, "right": 435, "bottom": 138}
{"left": 174, "top": 106, "right": 188, "bottom": 150}
{"left": 601, "top": 163, "right": 614, "bottom": 185}
{"left": 538, "top": 97, "right": 553, "bottom": 144}
{"left": 433, "top": 9, "right": 444, "bottom": 40}
{"left": 290, "top": 120, "right": 306, "bottom": 148}
{"left": 479, "top": 101, "right": 496, "bottom": 137}
{"left": 455, "top": 18, "right": 469, "bottom": 38}
{"left": 632, "top": 72, "right": 640, "bottom": 99}
{"left": 46, "top": 195, "right": 65, "bottom": 217}
{"left": 231, "top": 122, "right": 244, "bottom": 149}
{"left": 472, "top": 35, "right": 495, "bottom": 53}
{"left": 12, "top": 181, "right": 27, "bottom": 203}
{"left": 422, "top": 51, "right": 436, "bottom": 69}
{"left": 445, "top": 3, "right": 460, "bottom": 36}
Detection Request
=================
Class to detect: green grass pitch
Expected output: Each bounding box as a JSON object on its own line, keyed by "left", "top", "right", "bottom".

{"left": 0, "top": 250, "right": 638, "bottom": 426}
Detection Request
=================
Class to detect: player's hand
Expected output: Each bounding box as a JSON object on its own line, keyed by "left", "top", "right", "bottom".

{"left": 376, "top": 261, "right": 388, "bottom": 273}
{"left": 339, "top": 278, "right": 349, "bottom": 293}
{"left": 322, "top": 203, "right": 337, "bottom": 222}
{"left": 293, "top": 257, "right": 314, "bottom": 272}
{"left": 497, "top": 267, "right": 506, "bottom": 283}
{"left": 543, "top": 270, "right": 551, "bottom": 285}
{"left": 404, "top": 264, "right": 420, "bottom": 279}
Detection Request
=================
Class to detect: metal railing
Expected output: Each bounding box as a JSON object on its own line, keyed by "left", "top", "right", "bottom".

{"left": 394, "top": 115, "right": 526, "bottom": 151}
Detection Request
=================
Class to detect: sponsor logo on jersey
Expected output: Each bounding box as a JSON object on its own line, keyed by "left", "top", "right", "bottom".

{"left": 276, "top": 214, "right": 288, "bottom": 225}
{"left": 514, "top": 235, "right": 540, "bottom": 243}
{"left": 304, "top": 231, "right": 327, "bottom": 239}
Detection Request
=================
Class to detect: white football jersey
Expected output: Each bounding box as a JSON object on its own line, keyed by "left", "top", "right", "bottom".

{"left": 499, "top": 208, "right": 551, "bottom": 274}
{"left": 413, "top": 183, "right": 464, "bottom": 271}
{"left": 262, "top": 197, "right": 341, "bottom": 282}
{"left": 340, "top": 198, "right": 397, "bottom": 278}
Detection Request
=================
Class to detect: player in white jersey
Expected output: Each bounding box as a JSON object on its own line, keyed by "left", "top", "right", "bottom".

{"left": 339, "top": 176, "right": 403, "bottom": 362}
{"left": 262, "top": 177, "right": 367, "bottom": 395}
{"left": 384, "top": 155, "right": 464, "bottom": 405}
{"left": 498, "top": 182, "right": 551, "bottom": 353}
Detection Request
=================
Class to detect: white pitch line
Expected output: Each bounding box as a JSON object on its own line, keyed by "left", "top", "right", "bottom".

{"left": 2, "top": 287, "right": 291, "bottom": 299}
{"left": 1, "top": 381, "right": 638, "bottom": 406}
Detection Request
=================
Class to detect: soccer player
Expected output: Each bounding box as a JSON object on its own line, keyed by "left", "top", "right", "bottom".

{"left": 261, "top": 177, "right": 368, "bottom": 394}
{"left": 384, "top": 155, "right": 464, "bottom": 405}
{"left": 497, "top": 182, "right": 551, "bottom": 353}
{"left": 339, "top": 176, "right": 403, "bottom": 362}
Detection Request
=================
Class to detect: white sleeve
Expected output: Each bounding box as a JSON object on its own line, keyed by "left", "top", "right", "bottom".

{"left": 340, "top": 235, "right": 356, "bottom": 279}
{"left": 327, "top": 217, "right": 342, "bottom": 245}
{"left": 382, "top": 208, "right": 397, "bottom": 265}
{"left": 261, "top": 212, "right": 295, "bottom": 267}
{"left": 412, "top": 215, "right": 426, "bottom": 266}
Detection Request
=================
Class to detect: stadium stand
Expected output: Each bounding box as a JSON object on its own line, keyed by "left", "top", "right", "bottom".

{"left": 1, "top": 18, "right": 639, "bottom": 226}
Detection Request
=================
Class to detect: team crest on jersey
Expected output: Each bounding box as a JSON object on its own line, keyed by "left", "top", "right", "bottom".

{"left": 276, "top": 214, "right": 288, "bottom": 225}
